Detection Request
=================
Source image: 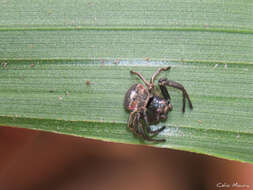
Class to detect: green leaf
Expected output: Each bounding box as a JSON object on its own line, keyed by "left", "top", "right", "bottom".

{"left": 0, "top": 0, "right": 253, "bottom": 163}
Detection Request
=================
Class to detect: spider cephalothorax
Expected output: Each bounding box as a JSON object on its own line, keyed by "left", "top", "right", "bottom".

{"left": 124, "top": 67, "right": 193, "bottom": 142}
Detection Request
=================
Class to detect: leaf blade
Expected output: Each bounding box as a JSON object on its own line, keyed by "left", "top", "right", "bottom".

{"left": 0, "top": 0, "right": 253, "bottom": 163}
{"left": 1, "top": 61, "right": 253, "bottom": 163}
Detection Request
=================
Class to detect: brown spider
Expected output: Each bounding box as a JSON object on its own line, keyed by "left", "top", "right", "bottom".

{"left": 124, "top": 67, "right": 193, "bottom": 142}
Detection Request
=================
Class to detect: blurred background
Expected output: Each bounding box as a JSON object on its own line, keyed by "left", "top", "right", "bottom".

{"left": 0, "top": 126, "right": 252, "bottom": 190}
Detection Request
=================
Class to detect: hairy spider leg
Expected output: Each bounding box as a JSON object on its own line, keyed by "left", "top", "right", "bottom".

{"left": 140, "top": 109, "right": 166, "bottom": 142}
{"left": 128, "top": 109, "right": 165, "bottom": 142}
{"left": 143, "top": 111, "right": 166, "bottom": 135}
{"left": 159, "top": 78, "right": 193, "bottom": 112}
{"left": 159, "top": 85, "right": 171, "bottom": 100}
{"left": 130, "top": 67, "right": 171, "bottom": 91}
{"left": 128, "top": 111, "right": 144, "bottom": 136}
{"left": 130, "top": 70, "right": 150, "bottom": 88}
{"left": 127, "top": 111, "right": 137, "bottom": 129}
{"left": 138, "top": 120, "right": 165, "bottom": 142}
{"left": 128, "top": 111, "right": 146, "bottom": 139}
{"left": 150, "top": 67, "right": 171, "bottom": 84}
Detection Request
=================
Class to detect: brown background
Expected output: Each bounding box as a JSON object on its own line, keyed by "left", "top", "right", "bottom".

{"left": 0, "top": 126, "right": 253, "bottom": 190}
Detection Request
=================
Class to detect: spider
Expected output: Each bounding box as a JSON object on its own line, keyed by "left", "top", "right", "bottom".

{"left": 124, "top": 67, "right": 193, "bottom": 142}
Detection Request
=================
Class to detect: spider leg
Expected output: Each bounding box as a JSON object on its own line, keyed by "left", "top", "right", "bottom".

{"left": 128, "top": 110, "right": 145, "bottom": 133}
{"left": 158, "top": 78, "right": 193, "bottom": 112}
{"left": 128, "top": 107, "right": 165, "bottom": 142}
{"left": 127, "top": 111, "right": 137, "bottom": 129}
{"left": 128, "top": 109, "right": 165, "bottom": 142}
{"left": 150, "top": 67, "right": 171, "bottom": 84}
{"left": 138, "top": 121, "right": 165, "bottom": 142}
{"left": 143, "top": 111, "right": 166, "bottom": 134}
{"left": 128, "top": 110, "right": 143, "bottom": 135}
{"left": 159, "top": 85, "right": 171, "bottom": 100}
{"left": 131, "top": 67, "right": 170, "bottom": 91}
{"left": 133, "top": 112, "right": 142, "bottom": 133}
{"left": 130, "top": 70, "right": 150, "bottom": 88}
{"left": 128, "top": 113, "right": 146, "bottom": 139}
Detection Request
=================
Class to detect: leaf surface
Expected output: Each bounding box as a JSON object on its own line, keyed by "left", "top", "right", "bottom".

{"left": 0, "top": 0, "right": 253, "bottom": 163}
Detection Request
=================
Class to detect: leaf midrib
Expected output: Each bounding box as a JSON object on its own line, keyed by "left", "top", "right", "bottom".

{"left": 0, "top": 26, "right": 253, "bottom": 35}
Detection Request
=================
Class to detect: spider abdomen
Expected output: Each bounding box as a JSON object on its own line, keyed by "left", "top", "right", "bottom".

{"left": 124, "top": 83, "right": 150, "bottom": 111}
